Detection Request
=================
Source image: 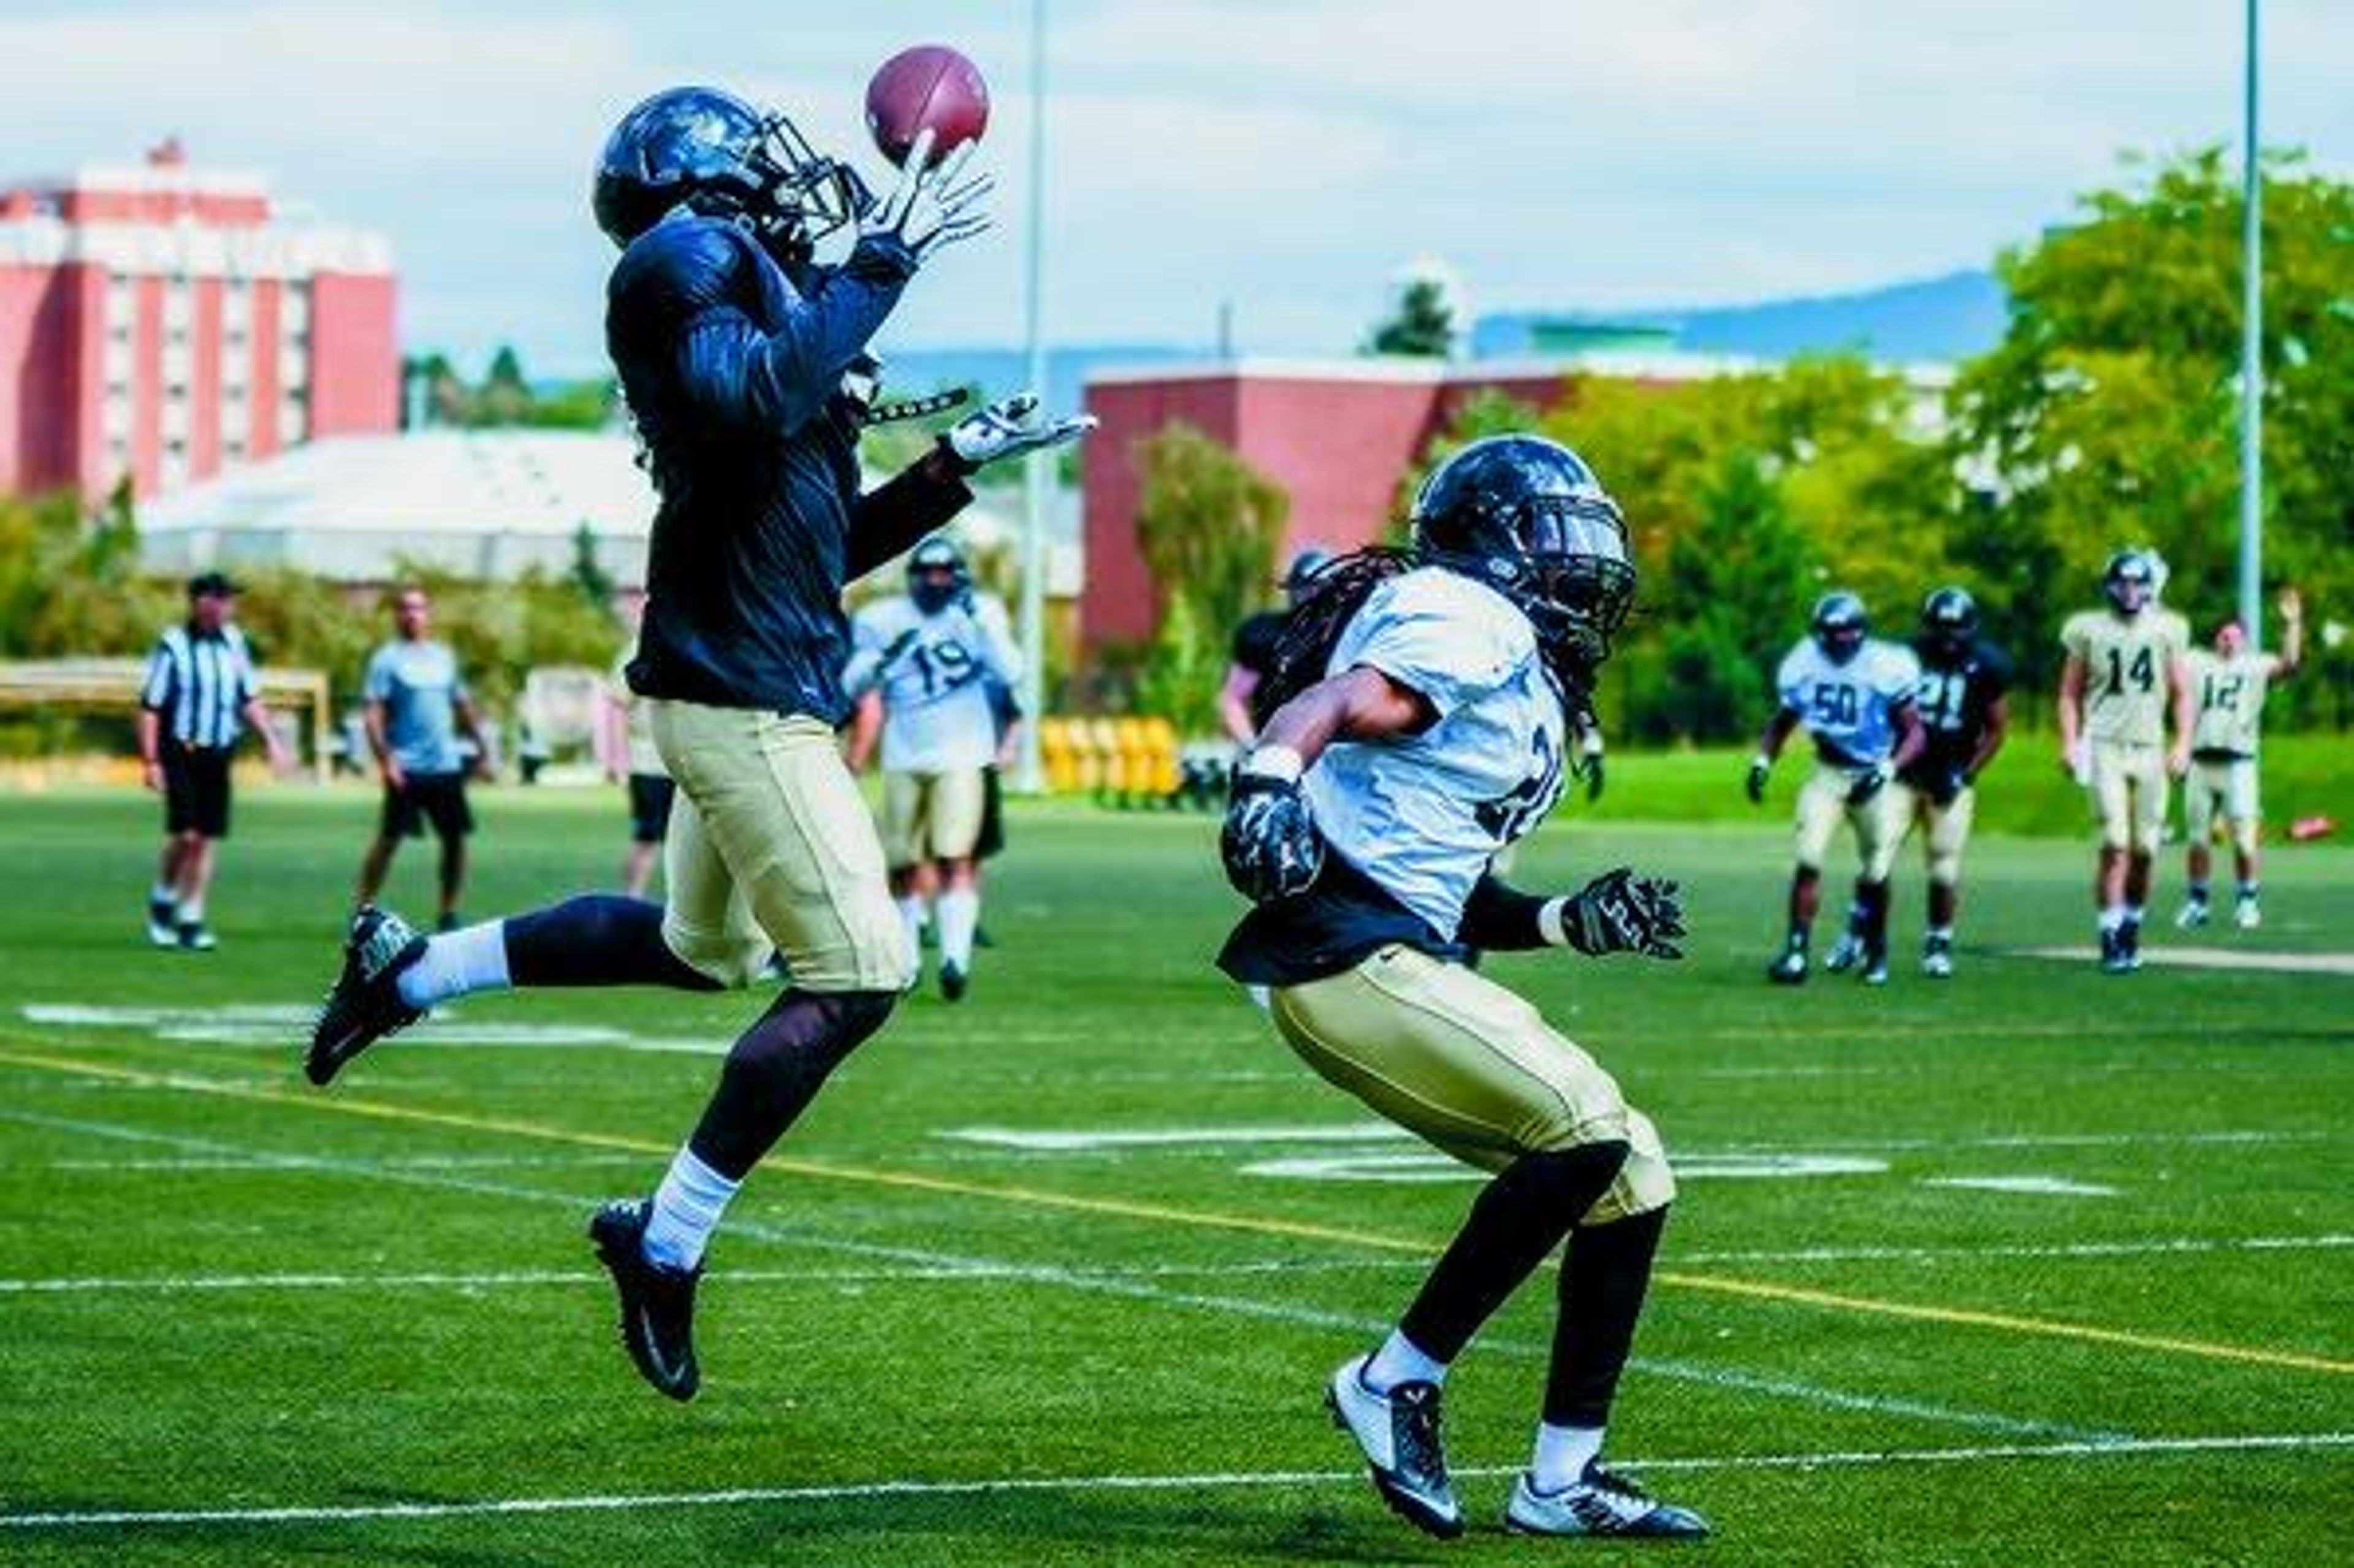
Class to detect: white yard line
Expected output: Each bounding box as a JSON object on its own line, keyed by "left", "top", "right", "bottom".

{"left": 4, "top": 1432, "right": 2347, "bottom": 1532}
{"left": 16, "top": 1231, "right": 2345, "bottom": 1294}
{"left": 0, "top": 1108, "right": 2114, "bottom": 1442}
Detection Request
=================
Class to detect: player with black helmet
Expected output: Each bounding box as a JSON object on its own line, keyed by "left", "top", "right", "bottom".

{"left": 302, "top": 83, "right": 1091, "bottom": 1404}
{"left": 1887, "top": 587, "right": 2012, "bottom": 976}
{"left": 1218, "top": 546, "right": 1337, "bottom": 746}
{"left": 1218, "top": 434, "right": 1706, "bottom": 1542}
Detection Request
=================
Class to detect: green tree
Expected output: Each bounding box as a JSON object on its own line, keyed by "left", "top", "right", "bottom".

{"left": 1129, "top": 423, "right": 1290, "bottom": 731}
{"left": 1948, "top": 147, "right": 2354, "bottom": 701}
{"left": 1368, "top": 276, "right": 1457, "bottom": 358}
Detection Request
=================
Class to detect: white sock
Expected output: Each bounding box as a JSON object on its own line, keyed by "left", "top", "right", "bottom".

{"left": 898, "top": 896, "right": 928, "bottom": 962}
{"left": 1927, "top": 925, "right": 1953, "bottom": 942}
{"left": 395, "top": 921, "right": 511, "bottom": 1009}
{"left": 2097, "top": 905, "right": 2126, "bottom": 934}
{"left": 1531, "top": 1423, "right": 1606, "bottom": 1493}
{"left": 149, "top": 881, "right": 175, "bottom": 906}
{"left": 2123, "top": 903, "right": 2144, "bottom": 926}
{"left": 177, "top": 897, "right": 205, "bottom": 924}
{"left": 1363, "top": 1328, "right": 1447, "bottom": 1393}
{"left": 937, "top": 888, "right": 979, "bottom": 970}
{"left": 641, "top": 1146, "right": 740, "bottom": 1271}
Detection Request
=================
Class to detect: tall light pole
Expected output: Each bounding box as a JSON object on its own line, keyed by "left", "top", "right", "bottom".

{"left": 1014, "top": 0, "right": 1051, "bottom": 792}
{"left": 2238, "top": 0, "right": 2264, "bottom": 642}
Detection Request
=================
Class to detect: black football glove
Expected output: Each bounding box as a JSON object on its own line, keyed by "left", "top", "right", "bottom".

{"left": 1221, "top": 771, "right": 1324, "bottom": 904}
{"left": 1925, "top": 767, "right": 1966, "bottom": 808}
{"left": 1744, "top": 758, "right": 1770, "bottom": 805}
{"left": 1846, "top": 763, "right": 1890, "bottom": 806}
{"left": 1581, "top": 752, "right": 1605, "bottom": 804}
{"left": 1563, "top": 867, "right": 1685, "bottom": 960}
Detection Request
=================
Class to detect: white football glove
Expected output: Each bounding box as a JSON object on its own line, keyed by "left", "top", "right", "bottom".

{"left": 858, "top": 129, "right": 993, "bottom": 262}
{"left": 943, "top": 393, "right": 1099, "bottom": 473}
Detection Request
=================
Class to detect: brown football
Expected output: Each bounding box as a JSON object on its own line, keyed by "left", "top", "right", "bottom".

{"left": 864, "top": 44, "right": 990, "bottom": 168}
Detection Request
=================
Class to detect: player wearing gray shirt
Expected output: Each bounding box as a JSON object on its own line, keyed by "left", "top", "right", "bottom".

{"left": 354, "top": 586, "right": 492, "bottom": 931}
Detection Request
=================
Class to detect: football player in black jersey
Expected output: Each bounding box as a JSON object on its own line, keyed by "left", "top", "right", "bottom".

{"left": 302, "top": 85, "right": 1089, "bottom": 1402}
{"left": 1217, "top": 547, "right": 1334, "bottom": 745}
{"left": 1891, "top": 587, "right": 2011, "bottom": 976}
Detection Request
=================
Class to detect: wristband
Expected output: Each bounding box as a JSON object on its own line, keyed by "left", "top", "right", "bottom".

{"left": 1537, "top": 897, "right": 1573, "bottom": 948}
{"left": 1241, "top": 744, "right": 1305, "bottom": 785}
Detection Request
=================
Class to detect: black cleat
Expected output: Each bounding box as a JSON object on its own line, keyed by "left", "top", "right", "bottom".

{"left": 1823, "top": 932, "right": 1865, "bottom": 973}
{"left": 589, "top": 1199, "right": 701, "bottom": 1401}
{"left": 147, "top": 896, "right": 178, "bottom": 949}
{"left": 940, "top": 961, "right": 969, "bottom": 1003}
{"left": 2119, "top": 916, "right": 2143, "bottom": 971}
{"left": 1766, "top": 947, "right": 1809, "bottom": 986}
{"left": 176, "top": 920, "right": 218, "bottom": 953}
{"left": 2098, "top": 927, "right": 2131, "bottom": 975}
{"left": 305, "top": 905, "right": 427, "bottom": 1085}
{"left": 1325, "top": 1355, "right": 1464, "bottom": 1539}
{"left": 1507, "top": 1460, "right": 1711, "bottom": 1538}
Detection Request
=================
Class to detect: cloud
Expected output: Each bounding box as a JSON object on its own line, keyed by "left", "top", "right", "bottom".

{"left": 3, "top": 0, "right": 2346, "bottom": 367}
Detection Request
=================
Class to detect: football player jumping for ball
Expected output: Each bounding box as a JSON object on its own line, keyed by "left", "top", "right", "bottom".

{"left": 1219, "top": 435, "right": 1707, "bottom": 1540}
{"left": 301, "top": 85, "right": 1089, "bottom": 1402}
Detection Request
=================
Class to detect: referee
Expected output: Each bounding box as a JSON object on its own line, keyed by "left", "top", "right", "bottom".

{"left": 137, "top": 571, "right": 292, "bottom": 950}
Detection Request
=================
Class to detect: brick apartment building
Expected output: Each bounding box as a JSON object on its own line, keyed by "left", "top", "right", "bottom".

{"left": 0, "top": 139, "right": 397, "bottom": 501}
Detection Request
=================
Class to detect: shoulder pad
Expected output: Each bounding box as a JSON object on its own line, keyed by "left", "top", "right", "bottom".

{"left": 609, "top": 212, "right": 763, "bottom": 322}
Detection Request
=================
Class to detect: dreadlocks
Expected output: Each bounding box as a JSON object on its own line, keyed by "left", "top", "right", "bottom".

{"left": 1247, "top": 546, "right": 1604, "bottom": 736}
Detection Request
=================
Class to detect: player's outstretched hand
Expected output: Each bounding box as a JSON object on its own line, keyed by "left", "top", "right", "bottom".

{"left": 1221, "top": 771, "right": 1323, "bottom": 904}
{"left": 1744, "top": 757, "right": 1770, "bottom": 805}
{"left": 1846, "top": 763, "right": 1889, "bottom": 806}
{"left": 1563, "top": 867, "right": 1685, "bottom": 960}
{"left": 943, "top": 394, "right": 1099, "bottom": 473}
{"left": 859, "top": 129, "right": 993, "bottom": 261}
{"left": 1582, "top": 751, "right": 1605, "bottom": 804}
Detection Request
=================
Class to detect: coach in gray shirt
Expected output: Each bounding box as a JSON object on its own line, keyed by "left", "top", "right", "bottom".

{"left": 354, "top": 585, "right": 493, "bottom": 931}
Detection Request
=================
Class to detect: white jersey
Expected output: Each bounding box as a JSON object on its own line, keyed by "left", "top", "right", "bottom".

{"left": 1775, "top": 636, "right": 1921, "bottom": 766}
{"left": 1305, "top": 568, "right": 1567, "bottom": 941}
{"left": 845, "top": 592, "right": 1021, "bottom": 772}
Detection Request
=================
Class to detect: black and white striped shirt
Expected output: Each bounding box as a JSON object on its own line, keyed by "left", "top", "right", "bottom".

{"left": 140, "top": 623, "right": 259, "bottom": 749}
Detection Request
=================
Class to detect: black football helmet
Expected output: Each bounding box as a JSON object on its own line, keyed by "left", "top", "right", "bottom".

{"left": 907, "top": 535, "right": 972, "bottom": 615}
{"left": 2102, "top": 549, "right": 2155, "bottom": 617}
{"left": 592, "top": 85, "right": 863, "bottom": 257}
{"left": 1920, "top": 585, "right": 1978, "bottom": 654}
{"left": 1811, "top": 591, "right": 1869, "bottom": 664}
{"left": 1409, "top": 435, "right": 1635, "bottom": 691}
{"left": 1281, "top": 547, "right": 1335, "bottom": 606}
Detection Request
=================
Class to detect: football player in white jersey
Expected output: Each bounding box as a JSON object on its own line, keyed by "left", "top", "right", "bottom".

{"left": 1220, "top": 436, "right": 1706, "bottom": 1542}
{"left": 1746, "top": 592, "right": 1924, "bottom": 985}
{"left": 2177, "top": 588, "right": 2302, "bottom": 931}
{"left": 2057, "top": 550, "right": 2193, "bottom": 973}
{"left": 844, "top": 536, "right": 1022, "bottom": 1000}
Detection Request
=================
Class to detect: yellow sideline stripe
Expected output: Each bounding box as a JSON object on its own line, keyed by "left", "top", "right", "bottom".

{"left": 4, "top": 1044, "right": 2347, "bottom": 1377}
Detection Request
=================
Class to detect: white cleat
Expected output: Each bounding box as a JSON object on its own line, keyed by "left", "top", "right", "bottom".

{"left": 1506, "top": 1461, "right": 1711, "bottom": 1538}
{"left": 1324, "top": 1355, "right": 1463, "bottom": 1539}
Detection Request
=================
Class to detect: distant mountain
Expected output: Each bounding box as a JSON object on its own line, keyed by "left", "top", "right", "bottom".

{"left": 1471, "top": 269, "right": 2009, "bottom": 365}
{"left": 872, "top": 344, "right": 1202, "bottom": 419}
{"left": 887, "top": 271, "right": 2012, "bottom": 408}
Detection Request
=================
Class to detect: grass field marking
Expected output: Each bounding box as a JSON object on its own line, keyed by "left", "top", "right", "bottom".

{"left": 2009, "top": 945, "right": 2354, "bottom": 976}
{"left": 17, "top": 1231, "right": 2352, "bottom": 1292}
{"left": 4, "top": 1043, "right": 2347, "bottom": 1381}
{"left": 1653, "top": 1271, "right": 2354, "bottom": 1376}
{"left": 1, "top": 1106, "right": 2119, "bottom": 1446}
{"left": 4, "top": 1431, "right": 2348, "bottom": 1532}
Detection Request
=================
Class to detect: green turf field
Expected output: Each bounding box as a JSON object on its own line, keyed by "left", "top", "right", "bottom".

{"left": 1, "top": 783, "right": 2347, "bottom": 1566}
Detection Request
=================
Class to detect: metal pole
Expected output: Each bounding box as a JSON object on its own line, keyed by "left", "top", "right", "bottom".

{"left": 1014, "top": 0, "right": 1051, "bottom": 793}
{"left": 2238, "top": 0, "right": 2264, "bottom": 642}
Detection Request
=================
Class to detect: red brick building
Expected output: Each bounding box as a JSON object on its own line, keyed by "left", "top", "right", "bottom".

{"left": 1079, "top": 358, "right": 1583, "bottom": 652}
{"left": 0, "top": 140, "right": 397, "bottom": 501}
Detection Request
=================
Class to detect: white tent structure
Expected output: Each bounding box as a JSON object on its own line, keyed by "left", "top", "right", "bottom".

{"left": 137, "top": 430, "right": 661, "bottom": 585}
{"left": 136, "top": 428, "right": 1084, "bottom": 596}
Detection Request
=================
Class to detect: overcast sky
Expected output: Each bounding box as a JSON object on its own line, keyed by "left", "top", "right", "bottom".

{"left": 6, "top": 1, "right": 2345, "bottom": 376}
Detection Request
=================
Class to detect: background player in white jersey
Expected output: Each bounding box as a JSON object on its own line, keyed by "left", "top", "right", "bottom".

{"left": 2177, "top": 588, "right": 2302, "bottom": 931}
{"left": 845, "top": 534, "right": 1021, "bottom": 1001}
{"left": 2057, "top": 549, "right": 2193, "bottom": 973}
{"left": 1746, "top": 592, "right": 1924, "bottom": 986}
{"left": 1892, "top": 587, "right": 2011, "bottom": 976}
{"left": 1221, "top": 436, "right": 1705, "bottom": 1542}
